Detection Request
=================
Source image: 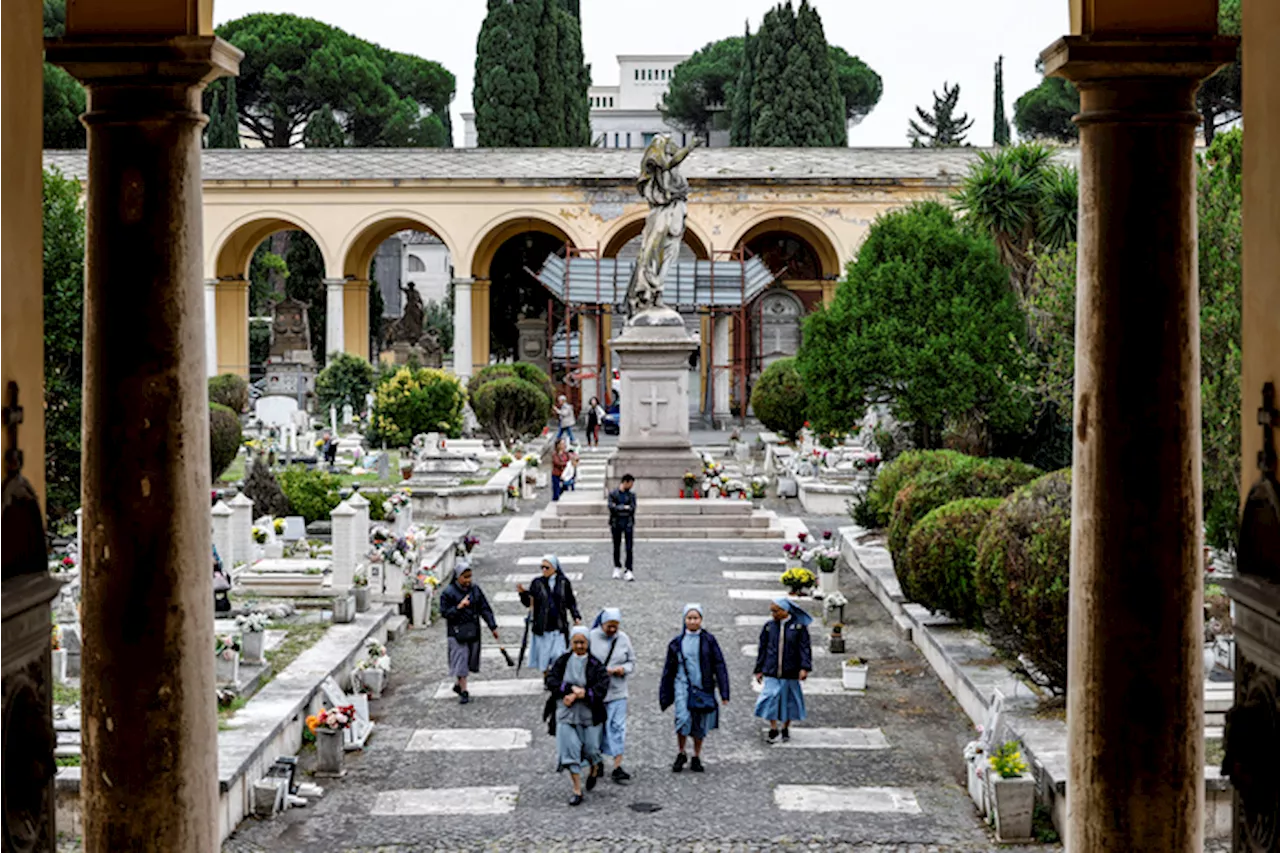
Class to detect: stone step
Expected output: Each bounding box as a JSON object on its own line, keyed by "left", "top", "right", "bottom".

{"left": 527, "top": 526, "right": 782, "bottom": 541}
{"left": 385, "top": 615, "right": 410, "bottom": 642}
{"left": 547, "top": 513, "right": 771, "bottom": 530}
{"left": 552, "top": 498, "right": 758, "bottom": 517}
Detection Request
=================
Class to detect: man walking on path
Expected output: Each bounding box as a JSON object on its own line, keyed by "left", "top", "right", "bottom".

{"left": 555, "top": 395, "right": 577, "bottom": 444}
{"left": 608, "top": 474, "right": 637, "bottom": 581}
{"left": 588, "top": 608, "right": 636, "bottom": 783}
{"left": 438, "top": 563, "right": 500, "bottom": 705}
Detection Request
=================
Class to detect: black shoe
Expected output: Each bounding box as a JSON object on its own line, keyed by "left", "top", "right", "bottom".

{"left": 612, "top": 767, "right": 632, "bottom": 783}
{"left": 569, "top": 793, "right": 584, "bottom": 806}
{"left": 690, "top": 757, "right": 704, "bottom": 773}
{"left": 459, "top": 691, "right": 470, "bottom": 705}
{"left": 586, "top": 768, "right": 599, "bottom": 791}
{"left": 451, "top": 683, "right": 463, "bottom": 696}
{"left": 781, "top": 728, "right": 791, "bottom": 742}
{"left": 767, "top": 729, "right": 780, "bottom": 742}
{"left": 672, "top": 752, "right": 687, "bottom": 773}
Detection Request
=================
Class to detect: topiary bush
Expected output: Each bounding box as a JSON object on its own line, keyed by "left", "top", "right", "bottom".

{"left": 316, "top": 352, "right": 376, "bottom": 416}
{"left": 209, "top": 373, "right": 250, "bottom": 413}
{"left": 468, "top": 363, "right": 555, "bottom": 415}
{"left": 857, "top": 449, "right": 969, "bottom": 529}
{"left": 472, "top": 376, "right": 551, "bottom": 447}
{"left": 905, "top": 497, "right": 1003, "bottom": 627}
{"left": 209, "top": 403, "right": 243, "bottom": 481}
{"left": 974, "top": 468, "right": 1072, "bottom": 694}
{"left": 276, "top": 466, "right": 343, "bottom": 524}
{"left": 367, "top": 366, "right": 466, "bottom": 447}
{"left": 750, "top": 357, "right": 808, "bottom": 441}
{"left": 243, "top": 455, "right": 290, "bottom": 519}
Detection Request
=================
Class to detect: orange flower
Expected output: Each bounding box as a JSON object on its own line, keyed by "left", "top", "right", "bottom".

{"left": 305, "top": 714, "right": 319, "bottom": 734}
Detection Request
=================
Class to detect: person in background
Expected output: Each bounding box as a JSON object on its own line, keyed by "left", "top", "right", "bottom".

{"left": 544, "top": 626, "right": 609, "bottom": 806}
{"left": 584, "top": 396, "right": 606, "bottom": 447}
{"left": 588, "top": 608, "right": 636, "bottom": 783}
{"left": 519, "top": 555, "right": 582, "bottom": 675}
{"left": 608, "top": 474, "right": 637, "bottom": 581}
{"left": 550, "top": 438, "right": 577, "bottom": 502}
{"left": 659, "top": 603, "right": 730, "bottom": 773}
{"left": 438, "top": 563, "right": 500, "bottom": 705}
{"left": 213, "top": 545, "right": 231, "bottom": 613}
{"left": 555, "top": 394, "right": 577, "bottom": 444}
{"left": 753, "top": 597, "right": 812, "bottom": 741}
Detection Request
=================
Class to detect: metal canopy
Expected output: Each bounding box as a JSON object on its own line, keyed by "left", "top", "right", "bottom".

{"left": 529, "top": 254, "right": 777, "bottom": 308}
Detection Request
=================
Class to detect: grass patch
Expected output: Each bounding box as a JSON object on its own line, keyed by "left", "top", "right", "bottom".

{"left": 263, "top": 621, "right": 330, "bottom": 676}
{"left": 1206, "top": 738, "right": 1225, "bottom": 768}
{"left": 1032, "top": 802, "right": 1060, "bottom": 843}
{"left": 53, "top": 683, "right": 81, "bottom": 707}
{"left": 219, "top": 452, "right": 248, "bottom": 485}
{"left": 55, "top": 755, "right": 81, "bottom": 768}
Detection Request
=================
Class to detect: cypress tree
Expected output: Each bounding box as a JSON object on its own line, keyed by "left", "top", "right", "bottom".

{"left": 795, "top": 0, "right": 845, "bottom": 145}
{"left": 749, "top": 3, "right": 791, "bottom": 147}
{"left": 730, "top": 22, "right": 754, "bottom": 146}
{"left": 474, "top": 0, "right": 541, "bottom": 146}
{"left": 557, "top": 9, "right": 592, "bottom": 145}
{"left": 533, "top": 0, "right": 566, "bottom": 145}
{"left": 993, "top": 56, "right": 1011, "bottom": 146}
{"left": 303, "top": 104, "right": 346, "bottom": 147}
{"left": 206, "top": 81, "right": 241, "bottom": 148}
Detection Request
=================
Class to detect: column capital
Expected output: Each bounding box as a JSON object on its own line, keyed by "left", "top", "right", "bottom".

{"left": 46, "top": 34, "right": 241, "bottom": 93}
{"left": 452, "top": 277, "right": 475, "bottom": 288}
{"left": 1042, "top": 35, "right": 1237, "bottom": 84}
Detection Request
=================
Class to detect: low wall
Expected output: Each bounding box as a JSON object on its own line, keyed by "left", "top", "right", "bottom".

{"left": 796, "top": 478, "right": 856, "bottom": 515}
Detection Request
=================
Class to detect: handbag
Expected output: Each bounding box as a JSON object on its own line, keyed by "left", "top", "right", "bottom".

{"left": 679, "top": 648, "right": 717, "bottom": 711}
{"left": 561, "top": 460, "right": 576, "bottom": 483}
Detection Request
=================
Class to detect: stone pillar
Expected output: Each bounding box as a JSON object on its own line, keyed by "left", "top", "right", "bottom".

{"left": 452, "top": 277, "right": 474, "bottom": 379}
{"left": 204, "top": 278, "right": 218, "bottom": 377}
{"left": 226, "top": 491, "right": 254, "bottom": 567}
{"left": 343, "top": 278, "right": 370, "bottom": 361}
{"left": 325, "top": 277, "right": 346, "bottom": 362}
{"left": 712, "top": 314, "right": 731, "bottom": 418}
{"left": 210, "top": 500, "right": 233, "bottom": 568}
{"left": 329, "top": 500, "right": 356, "bottom": 591}
{"left": 214, "top": 276, "right": 248, "bottom": 378}
{"left": 471, "top": 278, "right": 491, "bottom": 372}
{"left": 580, "top": 312, "right": 600, "bottom": 405}
{"left": 1043, "top": 35, "right": 1236, "bottom": 853}
{"left": 346, "top": 490, "right": 370, "bottom": 555}
{"left": 46, "top": 34, "right": 241, "bottom": 853}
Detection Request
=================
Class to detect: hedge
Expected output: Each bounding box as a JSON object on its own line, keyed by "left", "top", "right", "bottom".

{"left": 472, "top": 376, "right": 550, "bottom": 447}
{"left": 974, "top": 468, "right": 1072, "bottom": 694}
{"left": 468, "top": 363, "right": 555, "bottom": 414}
{"left": 750, "top": 358, "right": 808, "bottom": 441}
{"left": 857, "top": 449, "right": 969, "bottom": 528}
{"left": 276, "top": 466, "right": 343, "bottom": 524}
{"left": 209, "top": 403, "right": 242, "bottom": 481}
{"left": 209, "top": 373, "right": 249, "bottom": 413}
{"left": 904, "top": 497, "right": 1003, "bottom": 628}
{"left": 367, "top": 367, "right": 466, "bottom": 446}
{"left": 243, "top": 455, "right": 290, "bottom": 519}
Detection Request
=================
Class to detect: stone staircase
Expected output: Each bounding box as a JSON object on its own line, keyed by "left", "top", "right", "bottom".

{"left": 526, "top": 494, "right": 785, "bottom": 540}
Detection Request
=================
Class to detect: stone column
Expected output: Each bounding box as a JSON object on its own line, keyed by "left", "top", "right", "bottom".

{"left": 46, "top": 34, "right": 241, "bottom": 853}
{"left": 204, "top": 279, "right": 218, "bottom": 377}
{"left": 214, "top": 276, "right": 248, "bottom": 378}
{"left": 346, "top": 490, "right": 370, "bottom": 555}
{"left": 226, "top": 491, "right": 254, "bottom": 567}
{"left": 325, "top": 277, "right": 346, "bottom": 362}
{"left": 471, "top": 278, "right": 491, "bottom": 372}
{"left": 712, "top": 314, "right": 731, "bottom": 418}
{"left": 452, "top": 277, "right": 474, "bottom": 379}
{"left": 1043, "top": 36, "right": 1236, "bottom": 853}
{"left": 580, "top": 312, "right": 600, "bottom": 404}
{"left": 343, "top": 278, "right": 370, "bottom": 361}
{"left": 210, "top": 500, "right": 233, "bottom": 568}
{"left": 329, "top": 500, "right": 356, "bottom": 591}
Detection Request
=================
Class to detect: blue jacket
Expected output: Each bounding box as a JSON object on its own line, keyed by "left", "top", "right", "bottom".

{"left": 659, "top": 630, "right": 730, "bottom": 710}
{"left": 753, "top": 618, "right": 813, "bottom": 680}
{"left": 608, "top": 487, "right": 636, "bottom": 529}
{"left": 438, "top": 581, "right": 497, "bottom": 641}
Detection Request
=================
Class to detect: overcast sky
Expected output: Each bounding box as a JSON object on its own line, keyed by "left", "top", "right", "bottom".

{"left": 213, "top": 0, "right": 1070, "bottom": 148}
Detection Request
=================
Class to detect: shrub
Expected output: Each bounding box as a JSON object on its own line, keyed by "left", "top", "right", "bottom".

{"left": 209, "top": 403, "right": 243, "bottom": 481}
{"left": 243, "top": 455, "right": 290, "bottom": 518}
{"left": 316, "top": 352, "right": 376, "bottom": 416}
{"left": 468, "top": 363, "right": 555, "bottom": 414}
{"left": 472, "top": 377, "right": 549, "bottom": 447}
{"left": 365, "top": 491, "right": 387, "bottom": 522}
{"left": 276, "top": 466, "right": 343, "bottom": 524}
{"left": 858, "top": 449, "right": 969, "bottom": 529}
{"left": 886, "top": 456, "right": 1041, "bottom": 569}
{"left": 367, "top": 367, "right": 466, "bottom": 447}
{"left": 750, "top": 358, "right": 808, "bottom": 441}
{"left": 974, "top": 469, "right": 1071, "bottom": 694}
{"left": 209, "top": 373, "right": 250, "bottom": 413}
{"left": 904, "top": 497, "right": 1003, "bottom": 627}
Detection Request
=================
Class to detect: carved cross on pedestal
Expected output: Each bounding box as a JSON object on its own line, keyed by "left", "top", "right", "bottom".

{"left": 3, "top": 381, "right": 26, "bottom": 477}
{"left": 644, "top": 383, "right": 670, "bottom": 427}
{"left": 1257, "top": 382, "right": 1278, "bottom": 477}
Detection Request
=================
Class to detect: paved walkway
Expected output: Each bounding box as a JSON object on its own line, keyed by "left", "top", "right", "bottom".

{"left": 224, "top": 511, "right": 1054, "bottom": 853}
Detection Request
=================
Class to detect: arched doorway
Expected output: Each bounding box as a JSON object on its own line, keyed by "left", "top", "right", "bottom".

{"left": 753, "top": 288, "right": 805, "bottom": 373}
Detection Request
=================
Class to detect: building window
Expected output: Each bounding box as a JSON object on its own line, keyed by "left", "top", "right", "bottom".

{"left": 634, "top": 69, "right": 639, "bottom": 81}
{"left": 643, "top": 132, "right": 655, "bottom": 146}
{"left": 681, "top": 132, "right": 687, "bottom": 146}
{"left": 407, "top": 255, "right": 426, "bottom": 273}
{"left": 614, "top": 132, "right": 619, "bottom": 147}
{"left": 626, "top": 132, "right": 631, "bottom": 148}
{"left": 609, "top": 97, "right": 614, "bottom": 107}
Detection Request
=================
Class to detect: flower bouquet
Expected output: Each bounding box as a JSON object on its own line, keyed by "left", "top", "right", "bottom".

{"left": 308, "top": 704, "right": 357, "bottom": 774}
{"left": 235, "top": 612, "right": 269, "bottom": 633}
{"left": 682, "top": 471, "right": 698, "bottom": 497}
{"left": 750, "top": 476, "right": 768, "bottom": 500}
{"left": 307, "top": 704, "right": 356, "bottom": 734}
{"left": 499, "top": 454, "right": 514, "bottom": 467}
{"left": 385, "top": 489, "right": 411, "bottom": 517}
{"left": 251, "top": 526, "right": 268, "bottom": 545}
{"left": 811, "top": 546, "right": 840, "bottom": 573}
{"left": 779, "top": 567, "right": 816, "bottom": 595}
{"left": 507, "top": 483, "right": 519, "bottom": 499}
{"left": 272, "top": 517, "right": 285, "bottom": 535}
{"left": 523, "top": 454, "right": 539, "bottom": 468}
{"left": 463, "top": 534, "right": 480, "bottom": 553}
{"left": 215, "top": 633, "right": 241, "bottom": 684}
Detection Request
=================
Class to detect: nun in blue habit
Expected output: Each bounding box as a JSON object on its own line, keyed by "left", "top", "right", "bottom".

{"left": 544, "top": 625, "right": 609, "bottom": 806}
{"left": 517, "top": 554, "right": 581, "bottom": 673}
{"left": 658, "top": 603, "right": 730, "bottom": 773}
{"left": 753, "top": 597, "right": 813, "bottom": 741}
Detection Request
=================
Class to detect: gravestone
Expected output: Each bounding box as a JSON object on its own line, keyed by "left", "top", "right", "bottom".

{"left": 375, "top": 452, "right": 391, "bottom": 481}
{"left": 254, "top": 395, "right": 299, "bottom": 430}
{"left": 342, "top": 404, "right": 354, "bottom": 426}
{"left": 282, "top": 516, "right": 307, "bottom": 541}
{"left": 61, "top": 625, "right": 83, "bottom": 678}
{"left": 320, "top": 676, "right": 374, "bottom": 750}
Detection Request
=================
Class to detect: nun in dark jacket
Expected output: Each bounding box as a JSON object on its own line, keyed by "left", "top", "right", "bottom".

{"left": 753, "top": 597, "right": 813, "bottom": 740}
{"left": 518, "top": 554, "right": 582, "bottom": 674}
{"left": 544, "top": 626, "right": 610, "bottom": 806}
{"left": 658, "top": 603, "right": 731, "bottom": 773}
{"left": 437, "top": 562, "right": 499, "bottom": 705}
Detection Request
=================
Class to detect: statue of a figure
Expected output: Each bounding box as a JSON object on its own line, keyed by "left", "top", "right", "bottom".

{"left": 386, "top": 281, "right": 425, "bottom": 345}
{"left": 269, "top": 296, "right": 311, "bottom": 358}
{"left": 626, "top": 134, "right": 700, "bottom": 320}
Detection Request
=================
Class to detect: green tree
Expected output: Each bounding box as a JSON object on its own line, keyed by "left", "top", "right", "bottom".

{"left": 796, "top": 202, "right": 1030, "bottom": 446}
{"left": 908, "top": 81, "right": 973, "bottom": 147}
{"left": 749, "top": 357, "right": 808, "bottom": 441}
{"left": 1013, "top": 73, "right": 1078, "bottom": 143}
{"left": 1197, "top": 0, "right": 1241, "bottom": 144}
{"left": 992, "top": 56, "right": 1010, "bottom": 146}
{"left": 209, "top": 403, "right": 243, "bottom": 482}
{"left": 730, "top": 24, "right": 755, "bottom": 146}
{"left": 828, "top": 45, "right": 882, "bottom": 126}
{"left": 745, "top": 1, "right": 846, "bottom": 147}
{"left": 42, "top": 0, "right": 86, "bottom": 149}
{"left": 302, "top": 104, "right": 346, "bottom": 147}
{"left": 205, "top": 79, "right": 241, "bottom": 148}
{"left": 316, "top": 353, "right": 376, "bottom": 416}
{"left": 368, "top": 367, "right": 467, "bottom": 446}
{"left": 663, "top": 36, "right": 744, "bottom": 142}
{"left": 43, "top": 167, "right": 85, "bottom": 519}
{"left": 214, "top": 13, "right": 454, "bottom": 148}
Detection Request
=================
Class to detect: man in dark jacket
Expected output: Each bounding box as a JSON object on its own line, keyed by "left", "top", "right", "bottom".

{"left": 608, "top": 474, "right": 637, "bottom": 581}
{"left": 438, "top": 564, "right": 499, "bottom": 704}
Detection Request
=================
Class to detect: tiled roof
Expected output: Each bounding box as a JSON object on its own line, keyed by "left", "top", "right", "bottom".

{"left": 42, "top": 146, "right": 1080, "bottom": 186}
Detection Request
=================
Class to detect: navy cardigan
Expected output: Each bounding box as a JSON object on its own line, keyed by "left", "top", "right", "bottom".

{"left": 753, "top": 618, "right": 813, "bottom": 680}
{"left": 658, "top": 630, "right": 731, "bottom": 710}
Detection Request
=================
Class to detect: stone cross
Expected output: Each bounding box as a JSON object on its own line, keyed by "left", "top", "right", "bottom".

{"left": 644, "top": 383, "right": 670, "bottom": 428}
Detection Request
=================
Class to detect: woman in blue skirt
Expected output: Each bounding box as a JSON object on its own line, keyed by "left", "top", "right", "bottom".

{"left": 753, "top": 597, "right": 812, "bottom": 741}
{"left": 518, "top": 555, "right": 581, "bottom": 674}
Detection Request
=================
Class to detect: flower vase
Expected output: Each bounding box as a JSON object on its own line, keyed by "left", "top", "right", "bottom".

{"left": 358, "top": 667, "right": 387, "bottom": 699}
{"left": 241, "top": 629, "right": 265, "bottom": 664}
{"left": 841, "top": 660, "right": 868, "bottom": 691}
{"left": 991, "top": 774, "right": 1035, "bottom": 841}
{"left": 354, "top": 586, "right": 370, "bottom": 612}
{"left": 410, "top": 589, "right": 428, "bottom": 627}
{"left": 314, "top": 728, "right": 346, "bottom": 777}
{"left": 818, "top": 568, "right": 840, "bottom": 597}
{"left": 51, "top": 649, "right": 67, "bottom": 684}
{"left": 216, "top": 652, "right": 240, "bottom": 686}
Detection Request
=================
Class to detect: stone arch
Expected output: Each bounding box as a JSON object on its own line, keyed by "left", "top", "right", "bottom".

{"left": 210, "top": 210, "right": 333, "bottom": 280}
{"left": 727, "top": 210, "right": 844, "bottom": 280}
{"left": 600, "top": 212, "right": 711, "bottom": 260}
{"left": 337, "top": 211, "right": 460, "bottom": 281}
{"left": 467, "top": 210, "right": 584, "bottom": 280}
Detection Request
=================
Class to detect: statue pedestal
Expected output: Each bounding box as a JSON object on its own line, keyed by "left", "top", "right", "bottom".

{"left": 605, "top": 308, "right": 701, "bottom": 499}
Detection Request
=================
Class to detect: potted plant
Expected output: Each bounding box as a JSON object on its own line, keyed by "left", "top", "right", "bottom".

{"left": 251, "top": 526, "right": 268, "bottom": 546}
{"left": 236, "top": 612, "right": 269, "bottom": 664}
{"left": 750, "top": 476, "right": 767, "bottom": 507}
{"left": 682, "top": 471, "right": 698, "bottom": 499}
{"left": 354, "top": 640, "right": 391, "bottom": 698}
{"left": 988, "top": 741, "right": 1034, "bottom": 841}
{"left": 307, "top": 704, "right": 356, "bottom": 776}
{"left": 813, "top": 546, "right": 841, "bottom": 596}
{"left": 215, "top": 633, "right": 241, "bottom": 685}
{"left": 779, "top": 567, "right": 816, "bottom": 597}
{"left": 352, "top": 569, "right": 371, "bottom": 612}
{"left": 272, "top": 517, "right": 285, "bottom": 536}
{"left": 499, "top": 453, "right": 514, "bottom": 468}
{"left": 841, "top": 656, "right": 868, "bottom": 690}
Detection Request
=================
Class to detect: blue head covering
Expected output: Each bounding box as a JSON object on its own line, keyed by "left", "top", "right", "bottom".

{"left": 570, "top": 625, "right": 589, "bottom": 641}
{"left": 682, "top": 603, "right": 703, "bottom": 633}
{"left": 592, "top": 607, "right": 622, "bottom": 629}
{"left": 772, "top": 596, "right": 813, "bottom": 628}
{"left": 541, "top": 554, "right": 563, "bottom": 574}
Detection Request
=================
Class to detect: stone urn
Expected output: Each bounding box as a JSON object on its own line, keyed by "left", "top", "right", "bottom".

{"left": 991, "top": 773, "right": 1035, "bottom": 841}
{"left": 357, "top": 667, "right": 387, "bottom": 699}
{"left": 216, "top": 651, "right": 240, "bottom": 686}
{"left": 314, "top": 728, "right": 346, "bottom": 777}
{"left": 241, "top": 629, "right": 266, "bottom": 665}
{"left": 410, "top": 589, "right": 429, "bottom": 627}
{"left": 354, "top": 586, "right": 371, "bottom": 612}
{"left": 841, "top": 659, "right": 868, "bottom": 691}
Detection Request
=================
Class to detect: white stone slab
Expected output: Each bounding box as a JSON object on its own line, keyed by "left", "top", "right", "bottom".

{"left": 723, "top": 570, "right": 785, "bottom": 581}
{"left": 742, "top": 643, "right": 829, "bottom": 658}
{"left": 495, "top": 517, "right": 532, "bottom": 544}
{"left": 504, "top": 572, "right": 582, "bottom": 583}
{"left": 719, "top": 555, "right": 786, "bottom": 565}
{"left": 492, "top": 591, "right": 522, "bottom": 603}
{"left": 405, "top": 728, "right": 531, "bottom": 751}
{"left": 516, "top": 555, "right": 590, "bottom": 565}
{"left": 766, "top": 727, "right": 889, "bottom": 750}
{"left": 495, "top": 615, "right": 527, "bottom": 629}
{"left": 774, "top": 785, "right": 920, "bottom": 814}
{"left": 735, "top": 615, "right": 768, "bottom": 627}
{"left": 371, "top": 787, "right": 519, "bottom": 816}
{"left": 730, "top": 589, "right": 820, "bottom": 606}
{"left": 751, "top": 677, "right": 859, "bottom": 696}
{"left": 431, "top": 679, "right": 544, "bottom": 699}
{"left": 780, "top": 518, "right": 810, "bottom": 541}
